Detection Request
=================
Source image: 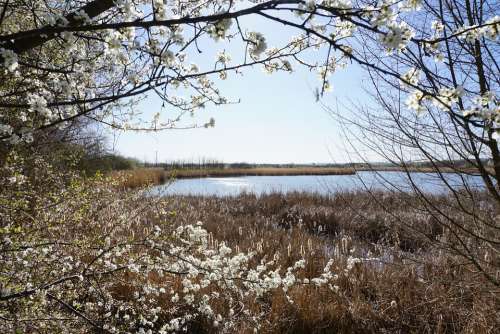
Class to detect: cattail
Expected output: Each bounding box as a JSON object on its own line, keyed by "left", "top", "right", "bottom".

{"left": 484, "top": 251, "right": 490, "bottom": 263}
{"left": 341, "top": 237, "right": 347, "bottom": 254}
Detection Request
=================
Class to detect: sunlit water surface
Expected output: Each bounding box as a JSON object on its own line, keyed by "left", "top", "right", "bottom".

{"left": 151, "top": 171, "right": 485, "bottom": 196}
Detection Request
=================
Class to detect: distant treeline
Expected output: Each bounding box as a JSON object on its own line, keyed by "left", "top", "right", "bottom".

{"left": 140, "top": 158, "right": 490, "bottom": 171}
{"left": 349, "top": 159, "right": 492, "bottom": 170}
{"left": 143, "top": 158, "right": 357, "bottom": 170}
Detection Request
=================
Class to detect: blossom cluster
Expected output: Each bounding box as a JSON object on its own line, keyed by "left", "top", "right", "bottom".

{"left": 0, "top": 0, "right": 439, "bottom": 145}
{"left": 0, "top": 0, "right": 497, "bottom": 145}
{"left": 0, "top": 48, "right": 18, "bottom": 71}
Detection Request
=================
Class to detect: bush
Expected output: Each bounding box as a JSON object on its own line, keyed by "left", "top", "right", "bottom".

{"left": 78, "top": 153, "right": 139, "bottom": 174}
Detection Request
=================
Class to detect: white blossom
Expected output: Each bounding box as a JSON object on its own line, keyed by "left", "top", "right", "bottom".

{"left": 0, "top": 48, "right": 19, "bottom": 71}
{"left": 248, "top": 32, "right": 267, "bottom": 58}
{"left": 380, "top": 21, "right": 414, "bottom": 52}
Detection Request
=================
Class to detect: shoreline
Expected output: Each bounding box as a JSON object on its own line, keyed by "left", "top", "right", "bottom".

{"left": 170, "top": 167, "right": 356, "bottom": 178}
{"left": 116, "top": 166, "right": 487, "bottom": 189}
{"left": 116, "top": 167, "right": 353, "bottom": 189}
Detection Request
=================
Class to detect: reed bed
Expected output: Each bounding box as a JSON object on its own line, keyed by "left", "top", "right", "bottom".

{"left": 170, "top": 167, "right": 356, "bottom": 178}
{"left": 113, "top": 167, "right": 167, "bottom": 189}
{"left": 138, "top": 190, "right": 498, "bottom": 333}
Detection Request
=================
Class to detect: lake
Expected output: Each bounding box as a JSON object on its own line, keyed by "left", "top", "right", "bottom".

{"left": 151, "top": 171, "right": 486, "bottom": 196}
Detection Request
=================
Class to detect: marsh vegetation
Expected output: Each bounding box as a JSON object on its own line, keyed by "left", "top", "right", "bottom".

{"left": 2, "top": 153, "right": 498, "bottom": 332}
{"left": 1, "top": 0, "right": 499, "bottom": 332}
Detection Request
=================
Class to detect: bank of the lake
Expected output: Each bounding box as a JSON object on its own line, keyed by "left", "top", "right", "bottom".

{"left": 116, "top": 166, "right": 487, "bottom": 190}
{"left": 116, "top": 166, "right": 355, "bottom": 188}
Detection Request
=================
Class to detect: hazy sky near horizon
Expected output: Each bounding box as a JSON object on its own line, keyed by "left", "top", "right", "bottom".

{"left": 110, "top": 15, "right": 376, "bottom": 164}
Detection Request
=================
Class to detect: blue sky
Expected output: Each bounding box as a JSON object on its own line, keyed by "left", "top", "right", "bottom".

{"left": 111, "top": 13, "right": 373, "bottom": 164}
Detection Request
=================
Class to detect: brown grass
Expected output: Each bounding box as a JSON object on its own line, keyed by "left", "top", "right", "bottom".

{"left": 171, "top": 167, "right": 356, "bottom": 178}
{"left": 112, "top": 168, "right": 167, "bottom": 189}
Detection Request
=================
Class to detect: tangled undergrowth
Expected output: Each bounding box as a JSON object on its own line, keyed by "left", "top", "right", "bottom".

{"left": 1, "top": 151, "right": 498, "bottom": 333}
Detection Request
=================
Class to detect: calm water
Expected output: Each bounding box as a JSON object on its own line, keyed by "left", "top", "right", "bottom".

{"left": 151, "top": 171, "right": 486, "bottom": 196}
